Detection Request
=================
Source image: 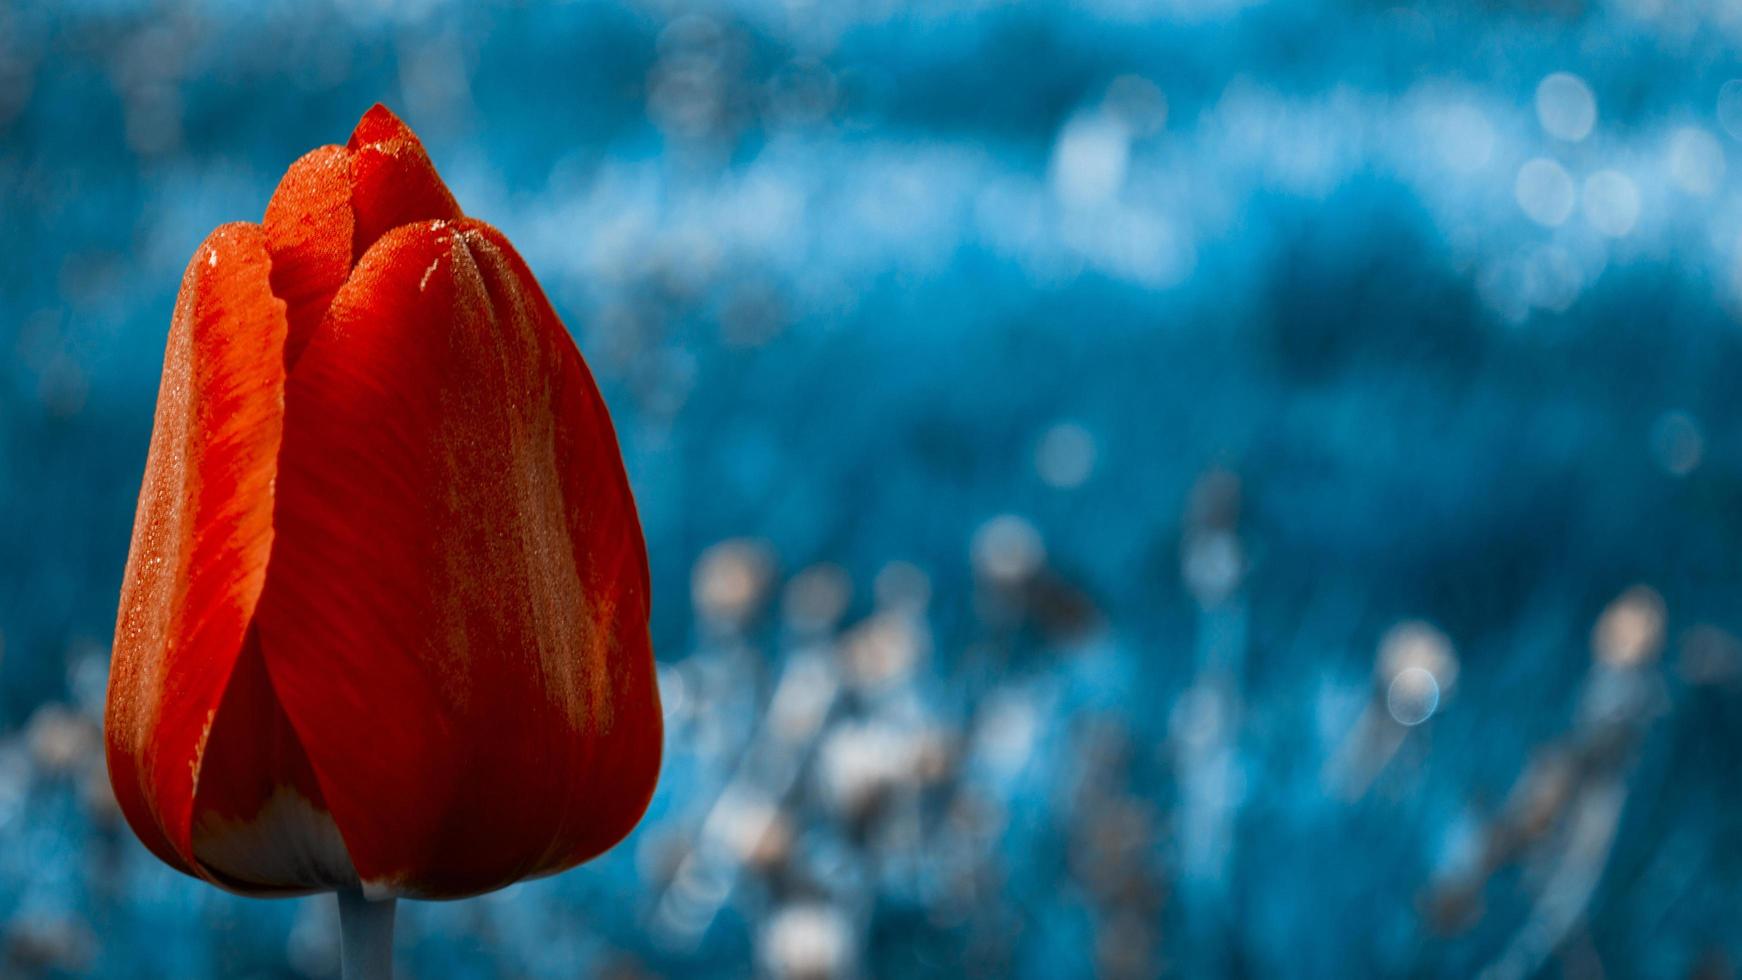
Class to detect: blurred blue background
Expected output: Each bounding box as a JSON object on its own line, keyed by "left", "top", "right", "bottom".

{"left": 4, "top": 0, "right": 1742, "bottom": 977}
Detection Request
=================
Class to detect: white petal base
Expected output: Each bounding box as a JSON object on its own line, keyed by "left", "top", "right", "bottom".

{"left": 192, "top": 786, "right": 357, "bottom": 892}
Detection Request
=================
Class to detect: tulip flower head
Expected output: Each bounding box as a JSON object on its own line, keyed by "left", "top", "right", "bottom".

{"left": 105, "top": 106, "right": 661, "bottom": 910}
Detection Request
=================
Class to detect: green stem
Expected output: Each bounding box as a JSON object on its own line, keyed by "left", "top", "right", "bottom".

{"left": 337, "top": 888, "right": 396, "bottom": 980}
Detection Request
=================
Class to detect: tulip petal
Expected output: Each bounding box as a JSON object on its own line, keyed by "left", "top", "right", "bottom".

{"left": 263, "top": 106, "right": 464, "bottom": 372}
{"left": 254, "top": 219, "right": 660, "bottom": 898}
{"left": 344, "top": 105, "right": 463, "bottom": 266}
{"left": 107, "top": 223, "right": 288, "bottom": 875}
{"left": 187, "top": 627, "right": 356, "bottom": 895}
{"left": 263, "top": 145, "right": 354, "bottom": 370}
{"left": 461, "top": 222, "right": 663, "bottom": 876}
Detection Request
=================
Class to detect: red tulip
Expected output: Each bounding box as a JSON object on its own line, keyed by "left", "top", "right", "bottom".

{"left": 105, "top": 106, "right": 661, "bottom": 908}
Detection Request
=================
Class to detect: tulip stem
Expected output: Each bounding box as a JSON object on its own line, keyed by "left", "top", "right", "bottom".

{"left": 337, "top": 888, "right": 397, "bottom": 980}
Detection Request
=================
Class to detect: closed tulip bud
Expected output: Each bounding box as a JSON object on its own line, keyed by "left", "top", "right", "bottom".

{"left": 105, "top": 106, "right": 661, "bottom": 972}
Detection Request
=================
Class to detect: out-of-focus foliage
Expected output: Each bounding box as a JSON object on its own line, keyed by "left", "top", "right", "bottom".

{"left": 3, "top": 0, "right": 1742, "bottom": 977}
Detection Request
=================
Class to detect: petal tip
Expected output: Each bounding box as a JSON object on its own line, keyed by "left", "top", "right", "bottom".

{"left": 349, "top": 103, "right": 415, "bottom": 151}
{"left": 343, "top": 107, "right": 464, "bottom": 258}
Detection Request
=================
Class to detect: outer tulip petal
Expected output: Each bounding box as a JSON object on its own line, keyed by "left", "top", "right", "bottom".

{"left": 463, "top": 222, "right": 662, "bottom": 876}
{"left": 106, "top": 223, "right": 288, "bottom": 875}
{"left": 254, "top": 219, "right": 659, "bottom": 898}
{"left": 344, "top": 105, "right": 462, "bottom": 266}
{"left": 263, "top": 145, "right": 354, "bottom": 370}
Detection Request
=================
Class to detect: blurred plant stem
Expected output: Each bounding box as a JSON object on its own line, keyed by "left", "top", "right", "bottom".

{"left": 337, "top": 888, "right": 396, "bottom": 980}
